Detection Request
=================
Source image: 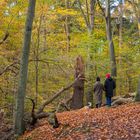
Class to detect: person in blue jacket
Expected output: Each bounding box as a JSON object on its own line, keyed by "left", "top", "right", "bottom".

{"left": 104, "top": 73, "right": 116, "bottom": 106}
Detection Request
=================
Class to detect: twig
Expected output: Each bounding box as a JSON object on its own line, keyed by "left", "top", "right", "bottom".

{"left": 0, "top": 32, "right": 9, "bottom": 45}
{"left": 77, "top": 0, "right": 89, "bottom": 28}
{"left": 0, "top": 61, "right": 19, "bottom": 76}
{"left": 96, "top": 0, "right": 106, "bottom": 17}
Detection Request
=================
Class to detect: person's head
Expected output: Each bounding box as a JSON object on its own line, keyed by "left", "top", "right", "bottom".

{"left": 106, "top": 73, "right": 111, "bottom": 79}
{"left": 96, "top": 76, "right": 100, "bottom": 81}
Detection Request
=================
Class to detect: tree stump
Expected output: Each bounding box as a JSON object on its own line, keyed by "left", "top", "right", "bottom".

{"left": 70, "top": 56, "right": 85, "bottom": 109}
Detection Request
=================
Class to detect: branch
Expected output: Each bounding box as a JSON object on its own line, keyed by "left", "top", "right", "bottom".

{"left": 35, "top": 112, "right": 50, "bottom": 119}
{"left": 85, "top": 0, "right": 90, "bottom": 25}
{"left": 26, "top": 96, "right": 36, "bottom": 118}
{"left": 37, "top": 75, "right": 81, "bottom": 114}
{"left": 96, "top": 0, "right": 106, "bottom": 17}
{"left": 77, "top": 0, "right": 89, "bottom": 28}
{"left": 0, "top": 61, "right": 19, "bottom": 76}
{"left": 0, "top": 32, "right": 9, "bottom": 45}
{"left": 56, "top": 97, "right": 72, "bottom": 112}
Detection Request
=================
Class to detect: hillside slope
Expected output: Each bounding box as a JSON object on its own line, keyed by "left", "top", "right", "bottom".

{"left": 21, "top": 103, "right": 140, "bottom": 140}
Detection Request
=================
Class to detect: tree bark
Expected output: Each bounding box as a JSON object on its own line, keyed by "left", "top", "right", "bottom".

{"left": 135, "top": 78, "right": 140, "bottom": 101}
{"left": 134, "top": 0, "right": 140, "bottom": 36}
{"left": 90, "top": 0, "right": 95, "bottom": 32}
{"left": 129, "top": 0, "right": 140, "bottom": 36}
{"left": 105, "top": 0, "right": 117, "bottom": 78}
{"left": 34, "top": 14, "right": 43, "bottom": 105}
{"left": 14, "top": 0, "right": 36, "bottom": 135}
{"left": 77, "top": 0, "right": 96, "bottom": 106}
{"left": 70, "top": 56, "right": 85, "bottom": 109}
{"left": 119, "top": 1, "right": 123, "bottom": 49}
{"left": 65, "top": 0, "right": 70, "bottom": 52}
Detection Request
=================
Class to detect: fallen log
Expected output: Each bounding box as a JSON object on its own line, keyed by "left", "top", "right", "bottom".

{"left": 112, "top": 97, "right": 134, "bottom": 106}
{"left": 25, "top": 76, "right": 81, "bottom": 127}
{"left": 37, "top": 75, "right": 81, "bottom": 114}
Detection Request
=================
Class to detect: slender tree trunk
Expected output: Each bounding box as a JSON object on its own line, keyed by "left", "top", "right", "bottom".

{"left": 14, "top": 0, "right": 36, "bottom": 135}
{"left": 43, "top": 15, "right": 47, "bottom": 48}
{"left": 118, "top": 1, "right": 124, "bottom": 95}
{"left": 65, "top": 0, "right": 70, "bottom": 52}
{"left": 138, "top": 17, "right": 140, "bottom": 36}
{"left": 136, "top": 1, "right": 140, "bottom": 36}
{"left": 77, "top": 0, "right": 90, "bottom": 30}
{"left": 119, "top": 2, "right": 123, "bottom": 49}
{"left": 90, "top": 0, "right": 95, "bottom": 33}
{"left": 135, "top": 77, "right": 140, "bottom": 101}
{"left": 86, "top": 0, "right": 96, "bottom": 106}
{"left": 105, "top": 0, "right": 117, "bottom": 78}
{"left": 35, "top": 14, "right": 42, "bottom": 105}
{"left": 131, "top": 0, "right": 140, "bottom": 36}
{"left": 77, "top": 0, "right": 96, "bottom": 106}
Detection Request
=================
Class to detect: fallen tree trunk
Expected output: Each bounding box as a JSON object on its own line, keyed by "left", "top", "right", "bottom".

{"left": 112, "top": 97, "right": 134, "bottom": 106}
{"left": 26, "top": 75, "right": 81, "bottom": 126}
{"left": 37, "top": 75, "right": 81, "bottom": 114}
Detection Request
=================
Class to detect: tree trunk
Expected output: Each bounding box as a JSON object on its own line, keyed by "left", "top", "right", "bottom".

{"left": 34, "top": 14, "right": 43, "bottom": 105}
{"left": 130, "top": 0, "right": 140, "bottom": 36}
{"left": 70, "top": 56, "right": 85, "bottom": 109}
{"left": 118, "top": 1, "right": 124, "bottom": 94}
{"left": 119, "top": 1, "right": 123, "bottom": 49}
{"left": 135, "top": 78, "right": 140, "bottom": 101}
{"left": 14, "top": 0, "right": 36, "bottom": 135}
{"left": 65, "top": 0, "right": 70, "bottom": 52}
{"left": 85, "top": 0, "right": 96, "bottom": 106}
{"left": 43, "top": 15, "right": 47, "bottom": 48}
{"left": 138, "top": 17, "right": 140, "bottom": 36}
{"left": 90, "top": 0, "right": 96, "bottom": 33}
{"left": 105, "top": 0, "right": 117, "bottom": 78}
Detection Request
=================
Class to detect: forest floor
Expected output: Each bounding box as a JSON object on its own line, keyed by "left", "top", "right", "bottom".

{"left": 20, "top": 103, "right": 140, "bottom": 140}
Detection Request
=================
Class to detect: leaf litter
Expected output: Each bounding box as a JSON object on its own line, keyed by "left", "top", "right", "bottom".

{"left": 21, "top": 103, "right": 140, "bottom": 140}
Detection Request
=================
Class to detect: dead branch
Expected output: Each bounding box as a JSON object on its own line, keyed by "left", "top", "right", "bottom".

{"left": 26, "top": 97, "right": 35, "bottom": 118}
{"left": 35, "top": 112, "right": 50, "bottom": 119}
{"left": 0, "top": 32, "right": 9, "bottom": 45}
{"left": 25, "top": 74, "right": 81, "bottom": 126}
{"left": 37, "top": 75, "right": 81, "bottom": 114}
{"left": 56, "top": 97, "right": 72, "bottom": 112}
{"left": 77, "top": 0, "right": 89, "bottom": 28}
{"left": 96, "top": 0, "right": 106, "bottom": 17}
{"left": 0, "top": 61, "right": 19, "bottom": 76}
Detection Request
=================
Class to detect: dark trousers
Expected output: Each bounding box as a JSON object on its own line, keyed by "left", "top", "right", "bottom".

{"left": 106, "top": 97, "right": 112, "bottom": 106}
{"left": 96, "top": 103, "right": 102, "bottom": 108}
